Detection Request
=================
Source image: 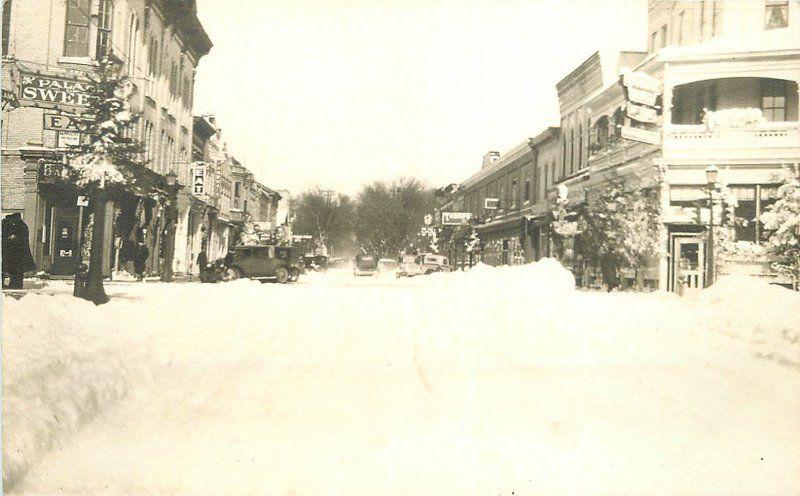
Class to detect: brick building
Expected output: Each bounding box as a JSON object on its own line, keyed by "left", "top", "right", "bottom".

{"left": 1, "top": 0, "right": 210, "bottom": 277}
{"left": 440, "top": 0, "right": 799, "bottom": 293}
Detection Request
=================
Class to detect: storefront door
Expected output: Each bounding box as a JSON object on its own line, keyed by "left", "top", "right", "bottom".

{"left": 49, "top": 206, "right": 80, "bottom": 275}
{"left": 671, "top": 235, "right": 705, "bottom": 296}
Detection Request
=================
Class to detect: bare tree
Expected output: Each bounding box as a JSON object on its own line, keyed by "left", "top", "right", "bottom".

{"left": 355, "top": 178, "right": 436, "bottom": 257}
{"left": 290, "top": 187, "right": 356, "bottom": 256}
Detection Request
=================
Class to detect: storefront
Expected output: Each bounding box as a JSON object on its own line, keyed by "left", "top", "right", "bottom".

{"left": 475, "top": 217, "right": 526, "bottom": 267}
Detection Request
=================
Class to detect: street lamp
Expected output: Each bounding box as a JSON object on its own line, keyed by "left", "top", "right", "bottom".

{"left": 705, "top": 165, "right": 718, "bottom": 287}
{"left": 160, "top": 171, "right": 179, "bottom": 282}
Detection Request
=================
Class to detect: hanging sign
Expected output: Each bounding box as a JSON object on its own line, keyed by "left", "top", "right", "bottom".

{"left": 623, "top": 71, "right": 660, "bottom": 94}
{"left": 38, "top": 162, "right": 65, "bottom": 183}
{"left": 441, "top": 212, "right": 473, "bottom": 225}
{"left": 192, "top": 166, "right": 206, "bottom": 195}
{"left": 44, "top": 113, "right": 83, "bottom": 131}
{"left": 626, "top": 87, "right": 658, "bottom": 107}
{"left": 626, "top": 102, "right": 658, "bottom": 123}
{"left": 622, "top": 71, "right": 660, "bottom": 107}
{"left": 19, "top": 73, "right": 91, "bottom": 108}
{"left": 484, "top": 198, "right": 500, "bottom": 210}
{"left": 58, "top": 131, "right": 82, "bottom": 148}
{"left": 621, "top": 126, "right": 661, "bottom": 145}
{"left": 76, "top": 196, "right": 89, "bottom": 207}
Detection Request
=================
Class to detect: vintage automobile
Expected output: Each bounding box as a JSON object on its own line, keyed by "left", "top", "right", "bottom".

{"left": 224, "top": 245, "right": 303, "bottom": 283}
{"left": 377, "top": 258, "right": 399, "bottom": 275}
{"left": 354, "top": 254, "right": 379, "bottom": 277}
{"left": 397, "top": 253, "right": 451, "bottom": 278}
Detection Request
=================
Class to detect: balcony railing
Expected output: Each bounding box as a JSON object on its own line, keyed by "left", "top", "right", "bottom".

{"left": 664, "top": 122, "right": 799, "bottom": 149}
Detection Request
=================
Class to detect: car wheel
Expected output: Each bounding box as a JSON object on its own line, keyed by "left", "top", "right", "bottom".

{"left": 276, "top": 267, "right": 290, "bottom": 284}
{"left": 225, "top": 266, "right": 243, "bottom": 281}
{"left": 425, "top": 269, "right": 434, "bottom": 275}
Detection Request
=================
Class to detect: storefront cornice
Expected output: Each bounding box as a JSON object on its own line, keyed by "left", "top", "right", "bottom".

{"left": 658, "top": 47, "right": 800, "bottom": 65}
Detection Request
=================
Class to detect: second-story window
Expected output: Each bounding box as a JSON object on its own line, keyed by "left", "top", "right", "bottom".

{"left": 2, "top": 0, "right": 11, "bottom": 56}
{"left": 148, "top": 37, "right": 159, "bottom": 75}
{"left": 96, "top": 0, "right": 113, "bottom": 59}
{"left": 169, "top": 61, "right": 177, "bottom": 96}
{"left": 127, "top": 14, "right": 139, "bottom": 75}
{"left": 524, "top": 177, "right": 530, "bottom": 202}
{"left": 765, "top": 1, "right": 789, "bottom": 30}
{"left": 761, "top": 79, "right": 787, "bottom": 122}
{"left": 64, "top": 0, "right": 90, "bottom": 57}
{"left": 659, "top": 24, "right": 667, "bottom": 48}
{"left": 511, "top": 178, "right": 518, "bottom": 208}
{"left": 712, "top": 1, "right": 722, "bottom": 37}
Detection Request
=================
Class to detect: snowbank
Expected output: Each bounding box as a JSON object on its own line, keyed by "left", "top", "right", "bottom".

{"left": 695, "top": 274, "right": 800, "bottom": 369}
{"left": 2, "top": 292, "right": 148, "bottom": 488}
{"left": 3, "top": 264, "right": 799, "bottom": 495}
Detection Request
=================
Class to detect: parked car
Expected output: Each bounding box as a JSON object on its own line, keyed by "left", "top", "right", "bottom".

{"left": 377, "top": 258, "right": 399, "bottom": 275}
{"left": 354, "top": 254, "right": 379, "bottom": 277}
{"left": 224, "top": 245, "right": 303, "bottom": 283}
{"left": 397, "top": 253, "right": 451, "bottom": 278}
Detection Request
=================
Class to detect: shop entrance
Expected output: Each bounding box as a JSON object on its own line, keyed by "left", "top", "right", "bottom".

{"left": 47, "top": 205, "right": 82, "bottom": 276}
{"left": 670, "top": 234, "right": 706, "bottom": 296}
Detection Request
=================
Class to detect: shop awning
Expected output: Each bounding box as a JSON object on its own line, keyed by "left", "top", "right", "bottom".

{"left": 474, "top": 215, "right": 525, "bottom": 236}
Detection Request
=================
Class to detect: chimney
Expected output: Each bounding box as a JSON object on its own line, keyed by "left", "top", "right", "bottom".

{"left": 482, "top": 151, "right": 500, "bottom": 169}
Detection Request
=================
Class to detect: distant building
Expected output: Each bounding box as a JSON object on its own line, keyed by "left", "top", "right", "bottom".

{"left": 188, "top": 115, "right": 235, "bottom": 270}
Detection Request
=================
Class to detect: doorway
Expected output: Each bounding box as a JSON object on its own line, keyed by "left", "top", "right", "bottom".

{"left": 670, "top": 234, "right": 705, "bottom": 296}
{"left": 48, "top": 206, "right": 81, "bottom": 275}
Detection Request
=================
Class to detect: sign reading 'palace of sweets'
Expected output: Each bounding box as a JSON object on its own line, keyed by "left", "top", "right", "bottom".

{"left": 19, "top": 73, "right": 91, "bottom": 108}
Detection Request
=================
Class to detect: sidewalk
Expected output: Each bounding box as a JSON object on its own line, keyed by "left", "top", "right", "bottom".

{"left": 2, "top": 274, "right": 199, "bottom": 300}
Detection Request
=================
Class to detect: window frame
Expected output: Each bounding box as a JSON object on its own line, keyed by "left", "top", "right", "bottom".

{"left": 761, "top": 79, "right": 787, "bottom": 122}
{"left": 2, "top": 0, "right": 11, "bottom": 56}
{"left": 63, "top": 0, "right": 91, "bottom": 57}
{"left": 96, "top": 0, "right": 113, "bottom": 59}
{"left": 765, "top": 0, "right": 789, "bottom": 30}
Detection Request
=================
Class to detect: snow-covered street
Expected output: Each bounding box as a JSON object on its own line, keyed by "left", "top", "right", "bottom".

{"left": 3, "top": 261, "right": 800, "bottom": 495}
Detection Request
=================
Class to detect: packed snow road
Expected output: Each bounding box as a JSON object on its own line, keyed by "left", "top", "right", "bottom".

{"left": 3, "top": 260, "right": 800, "bottom": 495}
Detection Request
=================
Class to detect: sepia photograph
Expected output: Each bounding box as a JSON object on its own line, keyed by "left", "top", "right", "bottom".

{"left": 1, "top": 0, "right": 799, "bottom": 494}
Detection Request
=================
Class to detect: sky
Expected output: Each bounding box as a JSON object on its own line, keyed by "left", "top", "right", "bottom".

{"left": 193, "top": 0, "right": 647, "bottom": 195}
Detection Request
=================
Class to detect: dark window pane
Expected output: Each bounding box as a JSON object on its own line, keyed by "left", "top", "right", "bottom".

{"left": 765, "top": 2, "right": 789, "bottom": 30}
{"left": 734, "top": 200, "right": 756, "bottom": 242}
{"left": 64, "top": 0, "right": 89, "bottom": 57}
{"left": 2, "top": 0, "right": 12, "bottom": 56}
{"left": 66, "top": 0, "right": 89, "bottom": 25}
{"left": 64, "top": 25, "right": 89, "bottom": 57}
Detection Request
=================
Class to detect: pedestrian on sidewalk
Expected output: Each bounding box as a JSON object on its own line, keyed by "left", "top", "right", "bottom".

{"left": 601, "top": 248, "right": 620, "bottom": 293}
{"left": 196, "top": 250, "right": 209, "bottom": 282}
{"left": 2, "top": 213, "right": 36, "bottom": 289}
{"left": 134, "top": 242, "right": 149, "bottom": 281}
